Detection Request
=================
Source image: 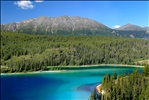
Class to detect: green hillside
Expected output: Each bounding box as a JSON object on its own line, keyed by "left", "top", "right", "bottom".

{"left": 1, "top": 31, "right": 149, "bottom": 73}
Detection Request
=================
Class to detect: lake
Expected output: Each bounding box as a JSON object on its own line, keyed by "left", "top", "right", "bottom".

{"left": 1, "top": 66, "right": 142, "bottom": 100}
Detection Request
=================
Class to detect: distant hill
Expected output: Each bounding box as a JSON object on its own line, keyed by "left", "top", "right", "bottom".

{"left": 143, "top": 27, "right": 149, "bottom": 30}
{"left": 116, "top": 24, "right": 147, "bottom": 31}
{"left": 111, "top": 30, "right": 149, "bottom": 40}
{"left": 111, "top": 24, "right": 149, "bottom": 40}
{"left": 1, "top": 16, "right": 149, "bottom": 39}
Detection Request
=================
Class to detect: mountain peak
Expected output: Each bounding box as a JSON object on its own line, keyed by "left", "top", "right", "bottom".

{"left": 116, "top": 24, "right": 146, "bottom": 31}
{"left": 1, "top": 16, "right": 111, "bottom": 35}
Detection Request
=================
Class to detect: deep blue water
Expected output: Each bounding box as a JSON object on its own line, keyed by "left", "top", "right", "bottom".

{"left": 1, "top": 66, "right": 142, "bottom": 100}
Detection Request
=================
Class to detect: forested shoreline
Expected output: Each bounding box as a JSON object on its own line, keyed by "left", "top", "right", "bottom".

{"left": 1, "top": 31, "right": 149, "bottom": 73}
{"left": 90, "top": 65, "right": 149, "bottom": 100}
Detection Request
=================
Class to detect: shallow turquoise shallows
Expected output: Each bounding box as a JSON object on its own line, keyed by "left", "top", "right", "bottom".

{"left": 1, "top": 66, "right": 142, "bottom": 100}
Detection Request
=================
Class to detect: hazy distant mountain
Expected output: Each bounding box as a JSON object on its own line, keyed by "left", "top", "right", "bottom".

{"left": 112, "top": 24, "right": 149, "bottom": 40}
{"left": 116, "top": 24, "right": 148, "bottom": 31}
{"left": 1, "top": 16, "right": 112, "bottom": 36}
{"left": 143, "top": 27, "right": 149, "bottom": 30}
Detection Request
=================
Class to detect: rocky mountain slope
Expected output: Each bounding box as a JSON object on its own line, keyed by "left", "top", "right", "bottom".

{"left": 1, "top": 16, "right": 112, "bottom": 36}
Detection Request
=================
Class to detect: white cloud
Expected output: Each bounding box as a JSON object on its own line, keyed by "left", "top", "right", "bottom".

{"left": 35, "top": 0, "right": 44, "bottom": 3}
{"left": 14, "top": 1, "right": 34, "bottom": 10}
{"left": 113, "top": 25, "right": 121, "bottom": 29}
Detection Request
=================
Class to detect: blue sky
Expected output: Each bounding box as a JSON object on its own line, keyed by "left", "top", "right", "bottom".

{"left": 1, "top": 1, "right": 149, "bottom": 28}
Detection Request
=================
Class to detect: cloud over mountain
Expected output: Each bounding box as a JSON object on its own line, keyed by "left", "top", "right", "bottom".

{"left": 113, "top": 25, "right": 121, "bottom": 29}
{"left": 14, "top": 1, "right": 34, "bottom": 10}
{"left": 14, "top": 0, "right": 44, "bottom": 10}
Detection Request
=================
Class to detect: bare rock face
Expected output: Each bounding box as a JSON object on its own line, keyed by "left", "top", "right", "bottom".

{"left": 1, "top": 16, "right": 112, "bottom": 36}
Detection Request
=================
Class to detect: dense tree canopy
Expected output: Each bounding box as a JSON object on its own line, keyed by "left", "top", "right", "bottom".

{"left": 1, "top": 31, "right": 149, "bottom": 73}
{"left": 90, "top": 65, "right": 149, "bottom": 100}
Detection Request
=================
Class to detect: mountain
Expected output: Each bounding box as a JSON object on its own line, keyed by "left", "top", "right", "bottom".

{"left": 143, "top": 27, "right": 149, "bottom": 30}
{"left": 112, "top": 24, "right": 149, "bottom": 40}
{"left": 116, "top": 24, "right": 148, "bottom": 31}
{"left": 1, "top": 16, "right": 149, "bottom": 39}
{"left": 1, "top": 16, "right": 112, "bottom": 36}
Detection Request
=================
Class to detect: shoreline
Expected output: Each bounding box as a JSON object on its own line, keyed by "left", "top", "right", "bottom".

{"left": 96, "top": 84, "right": 105, "bottom": 95}
{"left": 1, "top": 70, "right": 65, "bottom": 75}
{"left": 96, "top": 84, "right": 102, "bottom": 93}
{"left": 52, "top": 64, "right": 144, "bottom": 68}
{"left": 100, "top": 64, "right": 144, "bottom": 68}
{"left": 1, "top": 64, "right": 144, "bottom": 75}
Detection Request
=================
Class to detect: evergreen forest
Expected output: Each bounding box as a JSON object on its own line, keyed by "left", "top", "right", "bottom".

{"left": 1, "top": 31, "right": 149, "bottom": 73}
{"left": 90, "top": 65, "right": 149, "bottom": 100}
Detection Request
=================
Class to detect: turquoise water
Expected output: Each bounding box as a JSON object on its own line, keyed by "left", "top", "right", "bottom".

{"left": 1, "top": 66, "right": 142, "bottom": 100}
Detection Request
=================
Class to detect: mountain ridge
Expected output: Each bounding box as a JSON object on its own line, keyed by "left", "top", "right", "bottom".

{"left": 1, "top": 16, "right": 149, "bottom": 39}
{"left": 116, "top": 24, "right": 148, "bottom": 31}
{"left": 1, "top": 16, "right": 112, "bottom": 36}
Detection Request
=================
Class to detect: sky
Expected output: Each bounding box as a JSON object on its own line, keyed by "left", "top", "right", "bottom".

{"left": 1, "top": 0, "right": 149, "bottom": 28}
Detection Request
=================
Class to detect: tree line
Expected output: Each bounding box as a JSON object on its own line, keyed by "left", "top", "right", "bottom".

{"left": 90, "top": 65, "right": 149, "bottom": 100}
{"left": 1, "top": 31, "right": 149, "bottom": 73}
